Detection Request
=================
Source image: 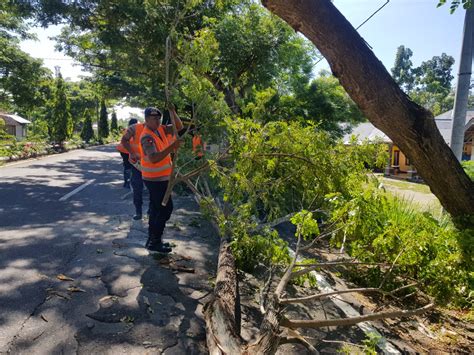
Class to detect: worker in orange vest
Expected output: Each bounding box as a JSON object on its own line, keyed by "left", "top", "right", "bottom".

{"left": 192, "top": 132, "right": 205, "bottom": 160}
{"left": 120, "top": 118, "right": 147, "bottom": 220}
{"left": 140, "top": 106, "right": 183, "bottom": 253}
{"left": 116, "top": 119, "right": 137, "bottom": 188}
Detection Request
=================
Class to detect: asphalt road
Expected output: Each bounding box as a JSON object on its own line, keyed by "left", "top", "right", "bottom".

{"left": 0, "top": 145, "right": 128, "bottom": 351}
{"left": 0, "top": 145, "right": 215, "bottom": 354}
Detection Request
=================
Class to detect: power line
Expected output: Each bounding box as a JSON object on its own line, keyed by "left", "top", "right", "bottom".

{"left": 313, "top": 0, "right": 391, "bottom": 67}
{"left": 355, "top": 0, "right": 390, "bottom": 31}
{"left": 38, "top": 57, "right": 75, "bottom": 61}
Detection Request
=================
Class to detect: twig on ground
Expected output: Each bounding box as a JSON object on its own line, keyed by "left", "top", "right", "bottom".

{"left": 379, "top": 246, "right": 406, "bottom": 289}
{"left": 259, "top": 266, "right": 274, "bottom": 314}
{"left": 279, "top": 328, "right": 318, "bottom": 353}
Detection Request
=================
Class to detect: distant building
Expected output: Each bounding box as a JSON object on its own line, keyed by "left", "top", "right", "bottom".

{"left": 344, "top": 110, "right": 474, "bottom": 179}
{"left": 0, "top": 113, "right": 31, "bottom": 140}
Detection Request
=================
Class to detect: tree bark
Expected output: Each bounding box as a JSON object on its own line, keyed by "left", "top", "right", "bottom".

{"left": 204, "top": 237, "right": 282, "bottom": 354}
{"left": 206, "top": 74, "right": 243, "bottom": 115}
{"left": 204, "top": 237, "right": 244, "bottom": 354}
{"left": 261, "top": 0, "right": 474, "bottom": 219}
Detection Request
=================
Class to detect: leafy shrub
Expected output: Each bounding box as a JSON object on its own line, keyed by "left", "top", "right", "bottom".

{"left": 210, "top": 118, "right": 471, "bottom": 307}
{"left": 461, "top": 161, "right": 474, "bottom": 181}
{"left": 64, "top": 134, "right": 85, "bottom": 150}
{"left": 327, "top": 181, "right": 473, "bottom": 307}
{"left": 0, "top": 129, "right": 16, "bottom": 159}
{"left": 220, "top": 204, "right": 291, "bottom": 273}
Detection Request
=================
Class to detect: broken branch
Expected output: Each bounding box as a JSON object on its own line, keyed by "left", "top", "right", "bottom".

{"left": 280, "top": 287, "right": 387, "bottom": 304}
{"left": 281, "top": 303, "right": 435, "bottom": 329}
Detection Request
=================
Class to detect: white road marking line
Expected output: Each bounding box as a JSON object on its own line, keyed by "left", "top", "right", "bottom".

{"left": 59, "top": 179, "right": 95, "bottom": 201}
{"left": 121, "top": 191, "right": 133, "bottom": 200}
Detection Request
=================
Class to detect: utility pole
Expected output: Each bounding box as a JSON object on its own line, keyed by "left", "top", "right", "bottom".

{"left": 450, "top": 7, "right": 474, "bottom": 161}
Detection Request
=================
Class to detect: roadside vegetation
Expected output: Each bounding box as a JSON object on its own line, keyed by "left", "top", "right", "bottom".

{"left": 203, "top": 119, "right": 472, "bottom": 308}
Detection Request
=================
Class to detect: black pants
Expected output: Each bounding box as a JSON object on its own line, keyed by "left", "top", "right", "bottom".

{"left": 144, "top": 180, "right": 173, "bottom": 242}
{"left": 130, "top": 165, "right": 144, "bottom": 214}
{"left": 120, "top": 153, "right": 131, "bottom": 183}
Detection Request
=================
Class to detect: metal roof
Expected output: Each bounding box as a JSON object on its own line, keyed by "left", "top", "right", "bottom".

{"left": 344, "top": 110, "right": 474, "bottom": 145}
{"left": 343, "top": 122, "right": 391, "bottom": 144}
{"left": 0, "top": 113, "right": 31, "bottom": 125}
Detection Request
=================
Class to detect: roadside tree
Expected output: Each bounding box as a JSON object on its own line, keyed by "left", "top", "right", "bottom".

{"left": 98, "top": 99, "right": 109, "bottom": 141}
{"left": 80, "top": 110, "right": 94, "bottom": 143}
{"left": 110, "top": 111, "right": 118, "bottom": 132}
{"left": 50, "top": 73, "right": 73, "bottom": 145}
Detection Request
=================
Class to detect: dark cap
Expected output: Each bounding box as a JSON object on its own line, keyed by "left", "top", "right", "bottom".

{"left": 128, "top": 118, "right": 138, "bottom": 126}
{"left": 144, "top": 107, "right": 162, "bottom": 118}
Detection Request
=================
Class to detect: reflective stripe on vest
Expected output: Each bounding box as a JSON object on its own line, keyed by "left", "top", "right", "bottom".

{"left": 140, "top": 163, "right": 172, "bottom": 173}
{"left": 139, "top": 125, "right": 173, "bottom": 179}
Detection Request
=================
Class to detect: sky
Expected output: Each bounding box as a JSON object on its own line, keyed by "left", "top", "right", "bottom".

{"left": 19, "top": 0, "right": 467, "bottom": 81}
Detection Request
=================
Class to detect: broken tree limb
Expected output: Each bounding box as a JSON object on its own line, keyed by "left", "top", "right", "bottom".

{"left": 280, "top": 302, "right": 435, "bottom": 329}
{"left": 291, "top": 262, "right": 390, "bottom": 279}
{"left": 275, "top": 223, "right": 304, "bottom": 298}
{"left": 204, "top": 237, "right": 245, "bottom": 354}
{"left": 280, "top": 287, "right": 388, "bottom": 304}
{"left": 254, "top": 212, "right": 297, "bottom": 232}
{"left": 299, "top": 225, "right": 342, "bottom": 251}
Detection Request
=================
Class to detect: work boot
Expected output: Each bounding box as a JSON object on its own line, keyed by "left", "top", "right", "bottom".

{"left": 147, "top": 234, "right": 172, "bottom": 248}
{"left": 145, "top": 235, "right": 172, "bottom": 253}
{"left": 147, "top": 242, "right": 172, "bottom": 253}
{"left": 133, "top": 208, "right": 142, "bottom": 220}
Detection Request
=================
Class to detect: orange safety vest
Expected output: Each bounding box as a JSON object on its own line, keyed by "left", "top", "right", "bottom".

{"left": 139, "top": 125, "right": 173, "bottom": 180}
{"left": 116, "top": 128, "right": 128, "bottom": 153}
{"left": 128, "top": 123, "right": 145, "bottom": 164}
{"left": 192, "top": 135, "right": 205, "bottom": 157}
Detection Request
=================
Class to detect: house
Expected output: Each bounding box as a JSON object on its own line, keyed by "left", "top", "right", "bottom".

{"left": 0, "top": 112, "right": 31, "bottom": 140}
{"left": 344, "top": 109, "right": 474, "bottom": 179}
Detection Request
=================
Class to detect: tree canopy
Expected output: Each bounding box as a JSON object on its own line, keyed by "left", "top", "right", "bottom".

{"left": 391, "top": 46, "right": 456, "bottom": 116}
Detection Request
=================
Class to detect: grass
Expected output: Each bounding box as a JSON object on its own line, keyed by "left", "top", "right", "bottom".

{"left": 379, "top": 177, "right": 432, "bottom": 194}
{"left": 374, "top": 175, "right": 442, "bottom": 213}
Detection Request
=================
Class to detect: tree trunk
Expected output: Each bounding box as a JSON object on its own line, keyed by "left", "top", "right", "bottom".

{"left": 204, "top": 237, "right": 244, "bottom": 354}
{"left": 205, "top": 73, "right": 243, "bottom": 115}
{"left": 204, "top": 237, "right": 282, "bottom": 354}
{"left": 262, "top": 0, "right": 474, "bottom": 220}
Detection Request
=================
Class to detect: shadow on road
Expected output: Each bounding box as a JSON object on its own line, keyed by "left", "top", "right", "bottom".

{"left": 1, "top": 143, "right": 218, "bottom": 354}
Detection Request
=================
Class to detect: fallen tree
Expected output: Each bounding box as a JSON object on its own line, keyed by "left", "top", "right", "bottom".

{"left": 174, "top": 123, "right": 449, "bottom": 353}
{"left": 261, "top": 0, "right": 474, "bottom": 221}
{"left": 200, "top": 208, "right": 434, "bottom": 354}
